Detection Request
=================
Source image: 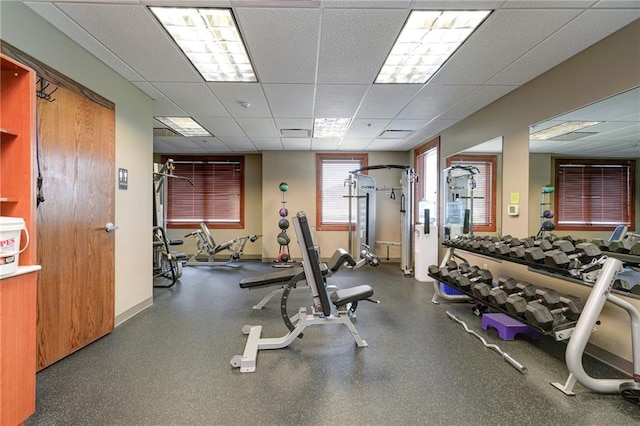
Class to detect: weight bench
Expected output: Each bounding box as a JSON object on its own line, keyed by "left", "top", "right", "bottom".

{"left": 230, "top": 211, "right": 377, "bottom": 373}
{"left": 184, "top": 222, "right": 260, "bottom": 267}
{"left": 239, "top": 248, "right": 357, "bottom": 309}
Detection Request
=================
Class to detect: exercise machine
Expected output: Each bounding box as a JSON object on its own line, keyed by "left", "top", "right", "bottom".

{"left": 239, "top": 247, "right": 378, "bottom": 309}
{"left": 184, "top": 222, "right": 261, "bottom": 267}
{"left": 230, "top": 211, "right": 377, "bottom": 373}
{"left": 443, "top": 164, "right": 480, "bottom": 240}
{"left": 152, "top": 159, "right": 191, "bottom": 286}
{"left": 152, "top": 226, "right": 185, "bottom": 288}
{"left": 347, "top": 164, "right": 416, "bottom": 276}
{"left": 552, "top": 256, "right": 640, "bottom": 404}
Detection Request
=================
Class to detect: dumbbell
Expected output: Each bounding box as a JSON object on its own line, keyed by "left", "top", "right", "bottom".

{"left": 473, "top": 275, "right": 517, "bottom": 301}
{"left": 455, "top": 269, "right": 493, "bottom": 291}
{"left": 613, "top": 279, "right": 640, "bottom": 295}
{"left": 489, "top": 281, "right": 536, "bottom": 307}
{"left": 544, "top": 242, "right": 601, "bottom": 269}
{"left": 523, "top": 239, "right": 554, "bottom": 263}
{"left": 505, "top": 287, "right": 560, "bottom": 317}
{"left": 429, "top": 260, "right": 458, "bottom": 278}
{"left": 524, "top": 295, "right": 584, "bottom": 330}
{"left": 440, "top": 263, "right": 479, "bottom": 283}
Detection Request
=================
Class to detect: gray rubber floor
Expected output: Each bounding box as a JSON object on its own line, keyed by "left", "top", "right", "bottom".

{"left": 26, "top": 261, "right": 640, "bottom": 425}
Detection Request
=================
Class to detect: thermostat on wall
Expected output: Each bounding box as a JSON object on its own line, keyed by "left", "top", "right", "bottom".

{"left": 508, "top": 204, "right": 519, "bottom": 216}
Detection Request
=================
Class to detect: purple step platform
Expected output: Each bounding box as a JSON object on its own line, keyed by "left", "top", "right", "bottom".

{"left": 482, "top": 313, "right": 540, "bottom": 341}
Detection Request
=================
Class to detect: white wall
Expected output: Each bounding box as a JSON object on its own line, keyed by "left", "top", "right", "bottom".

{"left": 1, "top": 2, "right": 154, "bottom": 324}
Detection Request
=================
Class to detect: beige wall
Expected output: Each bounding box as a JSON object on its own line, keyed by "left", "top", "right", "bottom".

{"left": 261, "top": 151, "right": 411, "bottom": 262}
{"left": 164, "top": 154, "right": 263, "bottom": 258}
{"left": 432, "top": 20, "right": 640, "bottom": 371}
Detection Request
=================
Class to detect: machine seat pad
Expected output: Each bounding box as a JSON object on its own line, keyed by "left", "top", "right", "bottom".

{"left": 239, "top": 264, "right": 328, "bottom": 289}
{"left": 328, "top": 248, "right": 357, "bottom": 272}
{"left": 330, "top": 285, "right": 374, "bottom": 306}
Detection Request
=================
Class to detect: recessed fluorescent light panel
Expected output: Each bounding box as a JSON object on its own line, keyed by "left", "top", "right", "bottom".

{"left": 155, "top": 117, "right": 212, "bottom": 137}
{"left": 313, "top": 118, "right": 351, "bottom": 138}
{"left": 150, "top": 7, "right": 256, "bottom": 82}
{"left": 530, "top": 121, "right": 603, "bottom": 140}
{"left": 376, "top": 10, "right": 490, "bottom": 84}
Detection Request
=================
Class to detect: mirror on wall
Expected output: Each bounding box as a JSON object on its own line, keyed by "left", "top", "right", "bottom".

{"left": 528, "top": 86, "right": 640, "bottom": 236}
{"left": 528, "top": 86, "right": 640, "bottom": 298}
{"left": 444, "top": 136, "right": 503, "bottom": 237}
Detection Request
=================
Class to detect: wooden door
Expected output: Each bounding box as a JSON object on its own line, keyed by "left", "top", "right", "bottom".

{"left": 36, "top": 83, "right": 115, "bottom": 370}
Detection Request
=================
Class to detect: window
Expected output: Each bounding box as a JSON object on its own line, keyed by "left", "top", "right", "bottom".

{"left": 164, "top": 156, "right": 244, "bottom": 229}
{"left": 555, "top": 159, "right": 635, "bottom": 231}
{"left": 316, "top": 153, "right": 368, "bottom": 230}
{"left": 414, "top": 137, "right": 440, "bottom": 225}
{"left": 446, "top": 154, "right": 497, "bottom": 232}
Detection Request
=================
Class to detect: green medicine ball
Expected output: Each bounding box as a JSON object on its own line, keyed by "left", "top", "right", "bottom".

{"left": 279, "top": 182, "right": 289, "bottom": 192}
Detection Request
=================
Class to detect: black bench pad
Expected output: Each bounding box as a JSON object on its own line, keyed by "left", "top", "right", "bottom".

{"left": 239, "top": 264, "right": 329, "bottom": 289}
{"left": 330, "top": 285, "right": 374, "bottom": 306}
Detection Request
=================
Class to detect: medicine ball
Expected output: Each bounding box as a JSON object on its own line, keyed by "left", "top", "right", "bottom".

{"left": 279, "top": 207, "right": 288, "bottom": 217}
{"left": 277, "top": 231, "right": 290, "bottom": 246}
{"left": 278, "top": 218, "right": 290, "bottom": 230}
{"left": 278, "top": 252, "right": 290, "bottom": 263}
{"left": 279, "top": 182, "right": 289, "bottom": 192}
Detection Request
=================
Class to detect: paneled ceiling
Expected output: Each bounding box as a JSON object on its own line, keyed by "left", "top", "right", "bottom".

{"left": 21, "top": 0, "right": 640, "bottom": 154}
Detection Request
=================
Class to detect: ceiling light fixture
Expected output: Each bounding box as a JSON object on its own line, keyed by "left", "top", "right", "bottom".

{"left": 155, "top": 116, "right": 212, "bottom": 137}
{"left": 313, "top": 118, "right": 351, "bottom": 138}
{"left": 530, "top": 121, "right": 603, "bottom": 140}
{"left": 150, "top": 7, "right": 256, "bottom": 82}
{"left": 376, "top": 10, "right": 490, "bottom": 84}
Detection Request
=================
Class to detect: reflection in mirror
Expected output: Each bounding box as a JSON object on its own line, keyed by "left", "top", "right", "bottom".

{"left": 445, "top": 136, "right": 502, "bottom": 237}
{"left": 528, "top": 86, "right": 640, "bottom": 298}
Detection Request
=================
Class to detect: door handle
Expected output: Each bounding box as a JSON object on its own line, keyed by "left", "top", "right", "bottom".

{"left": 105, "top": 222, "right": 119, "bottom": 233}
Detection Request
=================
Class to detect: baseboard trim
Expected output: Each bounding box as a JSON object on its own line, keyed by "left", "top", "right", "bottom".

{"left": 586, "top": 342, "right": 633, "bottom": 376}
{"left": 115, "top": 296, "right": 153, "bottom": 327}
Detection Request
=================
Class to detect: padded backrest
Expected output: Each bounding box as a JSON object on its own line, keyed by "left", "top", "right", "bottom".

{"left": 293, "top": 211, "right": 331, "bottom": 316}
{"left": 200, "top": 222, "right": 216, "bottom": 248}
{"left": 328, "top": 248, "right": 357, "bottom": 272}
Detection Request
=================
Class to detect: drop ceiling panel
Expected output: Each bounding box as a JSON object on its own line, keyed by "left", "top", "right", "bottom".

{"left": 365, "top": 139, "right": 402, "bottom": 151}
{"left": 153, "top": 83, "right": 229, "bottom": 117}
{"left": 355, "top": 85, "right": 423, "bottom": 119}
{"left": 236, "top": 8, "right": 320, "bottom": 84}
{"left": 397, "top": 85, "right": 477, "bottom": 120}
{"left": 282, "top": 138, "right": 312, "bottom": 150}
{"left": 314, "top": 85, "right": 369, "bottom": 117}
{"left": 487, "top": 10, "right": 640, "bottom": 86}
{"left": 23, "top": 2, "right": 144, "bottom": 82}
{"left": 430, "top": 9, "right": 581, "bottom": 86}
{"left": 311, "top": 139, "right": 341, "bottom": 150}
{"left": 206, "top": 83, "right": 270, "bottom": 117}
{"left": 502, "top": 1, "right": 597, "bottom": 7}
{"left": 133, "top": 82, "right": 186, "bottom": 117}
{"left": 344, "top": 119, "right": 390, "bottom": 138}
{"left": 440, "top": 85, "right": 518, "bottom": 120}
{"left": 386, "top": 119, "right": 429, "bottom": 131}
{"left": 217, "top": 138, "right": 259, "bottom": 152}
{"left": 56, "top": 3, "right": 202, "bottom": 82}
{"left": 274, "top": 118, "right": 314, "bottom": 133}
{"left": 338, "top": 139, "right": 371, "bottom": 151}
{"left": 251, "top": 138, "right": 285, "bottom": 151}
{"left": 235, "top": 117, "right": 279, "bottom": 138}
{"left": 317, "top": 8, "right": 408, "bottom": 84}
{"left": 410, "top": 0, "right": 504, "bottom": 8}
{"left": 593, "top": 0, "right": 640, "bottom": 7}
{"left": 194, "top": 117, "right": 246, "bottom": 138}
{"left": 263, "top": 84, "right": 315, "bottom": 118}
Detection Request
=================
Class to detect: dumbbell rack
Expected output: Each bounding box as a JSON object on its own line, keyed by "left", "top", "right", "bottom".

{"left": 440, "top": 236, "right": 640, "bottom": 294}
{"left": 428, "top": 257, "right": 579, "bottom": 339}
{"left": 431, "top": 242, "right": 640, "bottom": 402}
